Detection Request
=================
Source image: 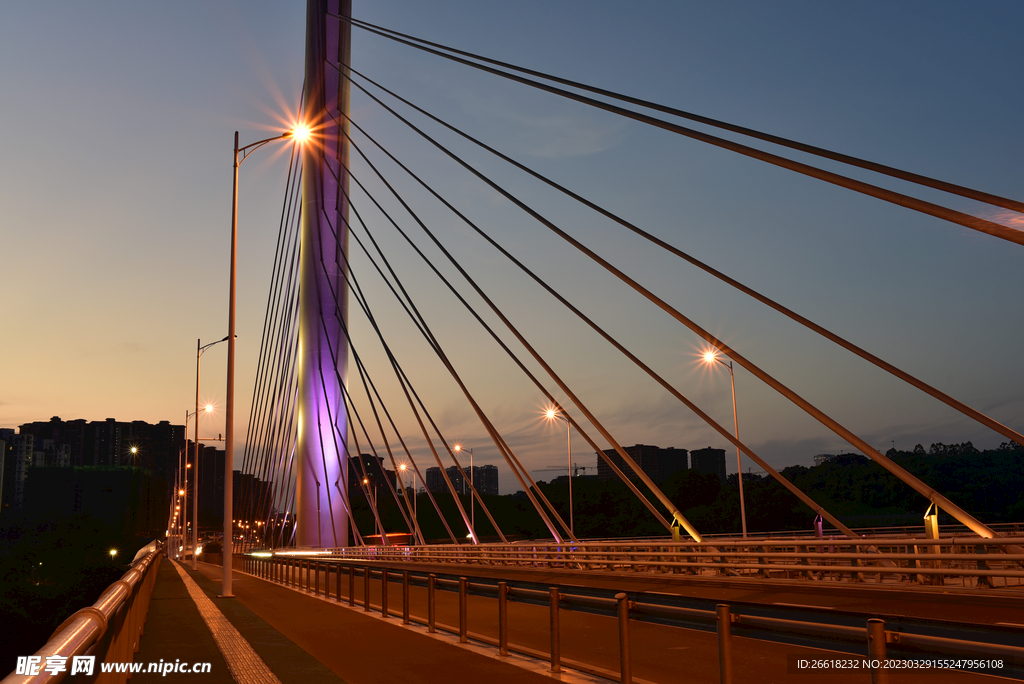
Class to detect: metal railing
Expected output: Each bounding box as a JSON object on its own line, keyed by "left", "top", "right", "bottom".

{"left": 267, "top": 535, "right": 1024, "bottom": 589}
{"left": 237, "top": 554, "right": 1024, "bottom": 683}
{"left": 2, "top": 548, "right": 163, "bottom": 684}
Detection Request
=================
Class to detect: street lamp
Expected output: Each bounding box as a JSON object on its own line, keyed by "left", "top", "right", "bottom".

{"left": 453, "top": 444, "right": 474, "bottom": 535}
{"left": 223, "top": 124, "right": 307, "bottom": 598}
{"left": 363, "top": 477, "right": 379, "bottom": 538}
{"left": 543, "top": 407, "right": 574, "bottom": 537}
{"left": 702, "top": 348, "right": 747, "bottom": 538}
{"left": 398, "top": 463, "right": 418, "bottom": 539}
{"left": 194, "top": 336, "right": 227, "bottom": 572}
{"left": 181, "top": 405, "right": 213, "bottom": 563}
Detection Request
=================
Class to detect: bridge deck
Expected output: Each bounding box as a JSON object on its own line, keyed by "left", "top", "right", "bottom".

{"left": 156, "top": 559, "right": 1014, "bottom": 684}
{"left": 134, "top": 559, "right": 344, "bottom": 683}
{"left": 134, "top": 559, "right": 564, "bottom": 684}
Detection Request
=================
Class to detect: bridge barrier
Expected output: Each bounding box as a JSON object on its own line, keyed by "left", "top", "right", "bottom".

{"left": 260, "top": 536, "right": 1024, "bottom": 588}
{"left": 231, "top": 552, "right": 1023, "bottom": 683}
{"left": 3, "top": 548, "right": 162, "bottom": 684}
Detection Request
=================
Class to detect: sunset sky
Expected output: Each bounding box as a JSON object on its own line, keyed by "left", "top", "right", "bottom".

{"left": 2, "top": 1, "right": 1022, "bottom": 493}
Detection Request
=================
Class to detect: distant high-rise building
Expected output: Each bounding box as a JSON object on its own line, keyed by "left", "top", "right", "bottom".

{"left": 1, "top": 429, "right": 14, "bottom": 511}
{"left": 689, "top": 447, "right": 727, "bottom": 482}
{"left": 469, "top": 465, "right": 499, "bottom": 496}
{"left": 424, "top": 465, "right": 499, "bottom": 496}
{"left": 597, "top": 444, "right": 688, "bottom": 483}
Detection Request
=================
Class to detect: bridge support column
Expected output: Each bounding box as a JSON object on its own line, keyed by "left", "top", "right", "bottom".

{"left": 295, "top": 0, "right": 351, "bottom": 549}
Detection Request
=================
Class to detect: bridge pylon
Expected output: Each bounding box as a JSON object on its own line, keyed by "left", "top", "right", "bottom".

{"left": 296, "top": 0, "right": 351, "bottom": 548}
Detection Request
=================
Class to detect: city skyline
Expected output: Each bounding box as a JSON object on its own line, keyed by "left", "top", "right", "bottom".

{"left": 2, "top": 2, "right": 1022, "bottom": 496}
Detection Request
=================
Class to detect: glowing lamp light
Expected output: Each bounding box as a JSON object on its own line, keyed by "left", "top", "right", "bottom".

{"left": 289, "top": 124, "right": 311, "bottom": 142}
{"left": 703, "top": 349, "right": 720, "bottom": 364}
{"left": 109, "top": 549, "right": 118, "bottom": 559}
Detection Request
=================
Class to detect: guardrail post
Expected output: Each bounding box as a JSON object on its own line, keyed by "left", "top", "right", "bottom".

{"left": 428, "top": 574, "right": 436, "bottom": 633}
{"left": 975, "top": 545, "right": 993, "bottom": 588}
{"left": 315, "top": 562, "right": 320, "bottom": 595}
{"left": 850, "top": 545, "right": 865, "bottom": 582}
{"left": 867, "top": 618, "right": 888, "bottom": 684}
{"left": 364, "top": 568, "right": 371, "bottom": 611}
{"left": 402, "top": 571, "right": 410, "bottom": 624}
{"left": 616, "top": 592, "right": 632, "bottom": 684}
{"left": 349, "top": 566, "right": 356, "bottom": 606}
{"left": 498, "top": 582, "right": 508, "bottom": 656}
{"left": 459, "top": 577, "right": 469, "bottom": 643}
{"left": 549, "top": 587, "right": 561, "bottom": 673}
{"left": 381, "top": 569, "right": 389, "bottom": 618}
{"left": 717, "top": 603, "right": 733, "bottom": 684}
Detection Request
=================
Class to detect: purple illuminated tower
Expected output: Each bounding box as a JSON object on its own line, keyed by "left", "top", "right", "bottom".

{"left": 296, "top": 0, "right": 351, "bottom": 547}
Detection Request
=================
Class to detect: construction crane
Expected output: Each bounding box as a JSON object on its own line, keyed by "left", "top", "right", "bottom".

{"left": 534, "top": 464, "right": 594, "bottom": 477}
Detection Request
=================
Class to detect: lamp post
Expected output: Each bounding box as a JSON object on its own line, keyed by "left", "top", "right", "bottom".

{"left": 223, "top": 125, "right": 309, "bottom": 598}
{"left": 194, "top": 336, "right": 227, "bottom": 571}
{"left": 702, "top": 348, "right": 747, "bottom": 538}
{"left": 453, "top": 444, "right": 474, "bottom": 535}
{"left": 544, "top": 408, "right": 573, "bottom": 537}
{"left": 362, "top": 477, "right": 379, "bottom": 539}
{"left": 182, "top": 405, "right": 211, "bottom": 562}
{"left": 398, "top": 463, "right": 418, "bottom": 541}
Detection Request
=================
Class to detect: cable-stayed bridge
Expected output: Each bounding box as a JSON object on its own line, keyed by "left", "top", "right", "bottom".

{"left": 225, "top": 1, "right": 1022, "bottom": 551}
{"left": 7, "top": 2, "right": 1024, "bottom": 683}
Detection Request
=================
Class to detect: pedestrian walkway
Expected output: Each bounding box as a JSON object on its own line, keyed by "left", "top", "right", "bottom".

{"left": 134, "top": 559, "right": 345, "bottom": 683}
{"left": 135, "top": 558, "right": 573, "bottom": 684}
{"left": 190, "top": 561, "right": 578, "bottom": 684}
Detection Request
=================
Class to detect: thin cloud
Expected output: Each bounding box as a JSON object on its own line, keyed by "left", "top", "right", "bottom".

{"left": 424, "top": 74, "right": 625, "bottom": 159}
{"left": 985, "top": 209, "right": 1024, "bottom": 230}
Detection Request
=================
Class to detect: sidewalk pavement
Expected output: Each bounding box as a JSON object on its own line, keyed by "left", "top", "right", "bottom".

{"left": 136, "top": 558, "right": 568, "bottom": 684}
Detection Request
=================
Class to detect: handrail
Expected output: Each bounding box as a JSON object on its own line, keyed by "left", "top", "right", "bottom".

{"left": 2, "top": 547, "right": 163, "bottom": 684}
{"left": 262, "top": 535, "right": 1024, "bottom": 589}
{"left": 236, "top": 553, "right": 1024, "bottom": 682}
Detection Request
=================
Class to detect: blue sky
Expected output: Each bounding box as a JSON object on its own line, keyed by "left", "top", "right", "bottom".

{"left": 2, "top": 1, "right": 1022, "bottom": 494}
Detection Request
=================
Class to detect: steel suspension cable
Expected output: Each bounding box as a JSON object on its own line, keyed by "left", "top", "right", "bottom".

{"left": 339, "top": 101, "right": 855, "bottom": 539}
{"left": 341, "top": 68, "right": 1000, "bottom": 541}
{"left": 349, "top": 69, "right": 1024, "bottom": 450}
{"left": 340, "top": 146, "right": 654, "bottom": 540}
{"left": 331, "top": 114, "right": 689, "bottom": 539}
{"left": 325, "top": 41, "right": 1024, "bottom": 247}
{"left": 327, "top": 198, "right": 512, "bottom": 543}
{"left": 307, "top": 189, "right": 485, "bottom": 544}
{"left": 336, "top": 170, "right": 565, "bottom": 541}
{"left": 342, "top": 15, "right": 1024, "bottom": 215}
{"left": 246, "top": 149, "right": 304, "bottom": 537}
